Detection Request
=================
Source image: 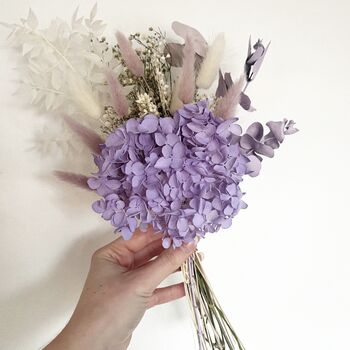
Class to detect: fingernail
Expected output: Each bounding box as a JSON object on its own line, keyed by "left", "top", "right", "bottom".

{"left": 183, "top": 241, "right": 196, "bottom": 253}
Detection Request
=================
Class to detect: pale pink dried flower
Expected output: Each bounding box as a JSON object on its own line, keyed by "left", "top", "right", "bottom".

{"left": 116, "top": 31, "right": 144, "bottom": 77}
{"left": 63, "top": 115, "right": 103, "bottom": 154}
{"left": 178, "top": 37, "right": 196, "bottom": 104}
{"left": 214, "top": 75, "right": 245, "bottom": 120}
{"left": 105, "top": 69, "right": 129, "bottom": 116}
{"left": 53, "top": 171, "right": 90, "bottom": 190}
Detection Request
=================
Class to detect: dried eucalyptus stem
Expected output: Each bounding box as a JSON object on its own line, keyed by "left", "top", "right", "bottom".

{"left": 182, "top": 252, "right": 245, "bottom": 350}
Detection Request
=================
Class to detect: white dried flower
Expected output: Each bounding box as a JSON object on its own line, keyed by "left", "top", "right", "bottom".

{"left": 196, "top": 33, "right": 225, "bottom": 89}
{"left": 4, "top": 6, "right": 115, "bottom": 119}
{"left": 135, "top": 93, "right": 159, "bottom": 116}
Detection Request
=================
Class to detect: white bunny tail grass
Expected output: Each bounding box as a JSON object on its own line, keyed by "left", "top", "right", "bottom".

{"left": 116, "top": 30, "right": 144, "bottom": 77}
{"left": 196, "top": 33, "right": 225, "bottom": 90}
{"left": 53, "top": 171, "right": 90, "bottom": 190}
{"left": 214, "top": 75, "right": 245, "bottom": 120}
{"left": 67, "top": 72, "right": 102, "bottom": 119}
{"left": 63, "top": 115, "right": 104, "bottom": 154}
{"left": 178, "top": 38, "right": 196, "bottom": 104}
{"left": 105, "top": 69, "right": 129, "bottom": 117}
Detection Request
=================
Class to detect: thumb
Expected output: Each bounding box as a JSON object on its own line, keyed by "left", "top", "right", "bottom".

{"left": 136, "top": 241, "right": 197, "bottom": 290}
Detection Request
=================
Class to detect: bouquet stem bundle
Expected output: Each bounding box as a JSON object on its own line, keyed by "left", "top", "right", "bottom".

{"left": 182, "top": 252, "right": 245, "bottom": 350}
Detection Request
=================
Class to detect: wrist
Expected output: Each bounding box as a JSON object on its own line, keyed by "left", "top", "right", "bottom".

{"left": 44, "top": 320, "right": 131, "bottom": 350}
{"left": 44, "top": 320, "right": 94, "bottom": 350}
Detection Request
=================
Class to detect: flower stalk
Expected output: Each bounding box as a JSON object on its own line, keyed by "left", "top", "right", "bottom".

{"left": 182, "top": 252, "right": 245, "bottom": 350}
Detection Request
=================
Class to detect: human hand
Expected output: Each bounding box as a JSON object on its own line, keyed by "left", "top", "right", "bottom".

{"left": 45, "top": 227, "right": 197, "bottom": 350}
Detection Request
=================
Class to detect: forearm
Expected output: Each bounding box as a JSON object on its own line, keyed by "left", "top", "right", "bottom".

{"left": 44, "top": 316, "right": 131, "bottom": 350}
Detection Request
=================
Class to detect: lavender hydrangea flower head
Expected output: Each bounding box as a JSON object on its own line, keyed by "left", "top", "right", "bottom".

{"left": 88, "top": 100, "right": 250, "bottom": 248}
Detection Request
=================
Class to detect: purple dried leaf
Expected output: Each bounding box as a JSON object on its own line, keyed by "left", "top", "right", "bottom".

{"left": 224, "top": 72, "right": 234, "bottom": 88}
{"left": 246, "top": 122, "right": 264, "bottom": 140}
{"left": 240, "top": 133, "right": 274, "bottom": 157}
{"left": 245, "top": 37, "right": 270, "bottom": 82}
{"left": 165, "top": 43, "right": 184, "bottom": 67}
{"left": 240, "top": 92, "right": 255, "bottom": 111}
{"left": 266, "top": 121, "right": 285, "bottom": 143}
{"left": 264, "top": 119, "right": 299, "bottom": 149}
{"left": 284, "top": 120, "right": 299, "bottom": 135}
{"left": 165, "top": 42, "right": 204, "bottom": 69}
{"left": 215, "top": 70, "right": 228, "bottom": 98}
{"left": 245, "top": 155, "right": 262, "bottom": 177}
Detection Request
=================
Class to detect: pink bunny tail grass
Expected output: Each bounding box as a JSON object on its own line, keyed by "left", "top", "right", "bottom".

{"left": 53, "top": 171, "right": 90, "bottom": 190}
{"left": 214, "top": 75, "right": 246, "bottom": 120}
{"left": 170, "top": 78, "right": 184, "bottom": 114}
{"left": 116, "top": 31, "right": 144, "bottom": 77}
{"left": 63, "top": 115, "right": 103, "bottom": 154}
{"left": 105, "top": 69, "right": 129, "bottom": 116}
{"left": 178, "top": 38, "right": 196, "bottom": 104}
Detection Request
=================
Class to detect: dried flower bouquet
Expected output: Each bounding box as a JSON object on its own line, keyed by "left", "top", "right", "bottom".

{"left": 3, "top": 5, "right": 297, "bottom": 349}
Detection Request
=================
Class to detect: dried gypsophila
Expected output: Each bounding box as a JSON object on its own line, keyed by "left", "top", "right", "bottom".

{"left": 108, "top": 27, "right": 172, "bottom": 124}
{"left": 135, "top": 92, "right": 159, "bottom": 116}
{"left": 100, "top": 106, "right": 127, "bottom": 135}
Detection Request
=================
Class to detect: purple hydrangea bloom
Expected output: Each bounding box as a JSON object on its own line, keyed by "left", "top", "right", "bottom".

{"left": 88, "top": 100, "right": 294, "bottom": 248}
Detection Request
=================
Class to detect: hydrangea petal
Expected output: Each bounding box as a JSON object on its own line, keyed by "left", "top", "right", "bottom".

{"left": 193, "top": 213, "right": 205, "bottom": 227}
{"left": 139, "top": 114, "right": 158, "bottom": 133}
{"left": 155, "top": 157, "right": 172, "bottom": 169}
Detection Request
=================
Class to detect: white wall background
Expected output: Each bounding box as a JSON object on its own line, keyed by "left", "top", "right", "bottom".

{"left": 0, "top": 0, "right": 349, "bottom": 349}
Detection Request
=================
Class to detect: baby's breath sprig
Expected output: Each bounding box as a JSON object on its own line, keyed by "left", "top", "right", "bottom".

{"left": 194, "top": 92, "right": 220, "bottom": 111}
{"left": 100, "top": 106, "right": 126, "bottom": 134}
{"left": 109, "top": 27, "right": 173, "bottom": 122}
{"left": 135, "top": 92, "right": 159, "bottom": 116}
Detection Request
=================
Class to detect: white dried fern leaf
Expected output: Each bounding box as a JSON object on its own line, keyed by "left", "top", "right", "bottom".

{"left": 4, "top": 6, "right": 115, "bottom": 119}
{"left": 29, "top": 118, "right": 84, "bottom": 157}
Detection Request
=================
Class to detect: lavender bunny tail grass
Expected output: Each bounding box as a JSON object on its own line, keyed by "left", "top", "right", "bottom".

{"left": 53, "top": 171, "right": 90, "bottom": 190}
